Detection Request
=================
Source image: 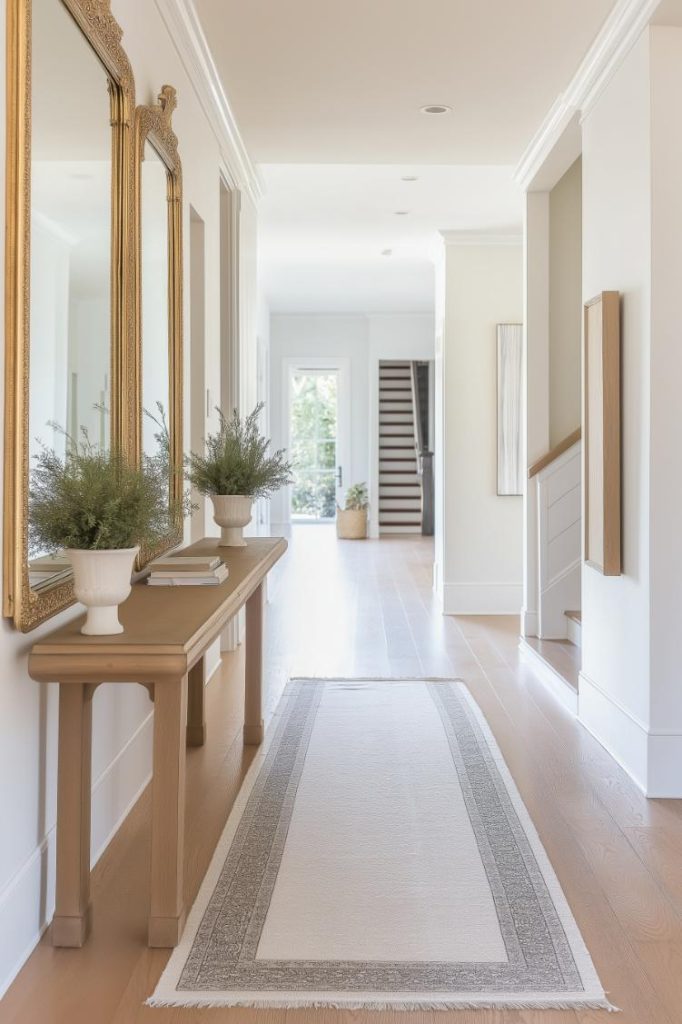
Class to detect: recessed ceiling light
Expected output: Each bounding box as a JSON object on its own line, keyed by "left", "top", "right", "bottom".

{"left": 420, "top": 104, "right": 451, "bottom": 115}
{"left": 381, "top": 249, "right": 393, "bottom": 256}
{"left": 401, "top": 175, "right": 419, "bottom": 182}
{"left": 394, "top": 210, "right": 410, "bottom": 216}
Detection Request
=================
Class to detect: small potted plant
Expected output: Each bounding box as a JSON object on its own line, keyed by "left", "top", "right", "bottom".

{"left": 337, "top": 482, "right": 369, "bottom": 540}
{"left": 29, "top": 428, "right": 190, "bottom": 635}
{"left": 186, "top": 404, "right": 292, "bottom": 547}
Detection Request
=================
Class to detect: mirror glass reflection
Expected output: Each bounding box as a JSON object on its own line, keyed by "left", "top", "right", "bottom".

{"left": 141, "top": 141, "right": 170, "bottom": 478}
{"left": 28, "top": 0, "right": 113, "bottom": 590}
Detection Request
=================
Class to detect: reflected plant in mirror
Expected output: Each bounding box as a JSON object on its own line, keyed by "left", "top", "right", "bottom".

{"left": 28, "top": 426, "right": 194, "bottom": 634}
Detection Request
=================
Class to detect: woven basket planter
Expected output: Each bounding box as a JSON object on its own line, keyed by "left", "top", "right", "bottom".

{"left": 336, "top": 507, "right": 367, "bottom": 540}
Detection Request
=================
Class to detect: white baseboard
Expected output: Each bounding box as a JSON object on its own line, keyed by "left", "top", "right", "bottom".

{"left": 90, "top": 711, "right": 153, "bottom": 864}
{"left": 578, "top": 670, "right": 648, "bottom": 792}
{"left": 578, "top": 670, "right": 682, "bottom": 797}
{"left": 519, "top": 639, "right": 578, "bottom": 715}
{"left": 0, "top": 831, "right": 55, "bottom": 999}
{"left": 443, "top": 582, "right": 522, "bottom": 615}
{"left": 648, "top": 733, "right": 682, "bottom": 798}
{"left": 0, "top": 700, "right": 159, "bottom": 997}
{"left": 521, "top": 608, "right": 538, "bottom": 637}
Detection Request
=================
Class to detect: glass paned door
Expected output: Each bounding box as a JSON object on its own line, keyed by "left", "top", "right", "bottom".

{"left": 289, "top": 370, "right": 339, "bottom": 521}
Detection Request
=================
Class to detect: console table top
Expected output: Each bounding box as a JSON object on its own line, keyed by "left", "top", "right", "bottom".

{"left": 29, "top": 537, "right": 287, "bottom": 659}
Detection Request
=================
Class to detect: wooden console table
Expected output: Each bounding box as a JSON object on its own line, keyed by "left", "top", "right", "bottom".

{"left": 28, "top": 537, "right": 287, "bottom": 949}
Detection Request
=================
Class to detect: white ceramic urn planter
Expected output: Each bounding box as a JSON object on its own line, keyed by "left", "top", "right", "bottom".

{"left": 66, "top": 546, "right": 139, "bottom": 636}
{"left": 211, "top": 494, "right": 253, "bottom": 547}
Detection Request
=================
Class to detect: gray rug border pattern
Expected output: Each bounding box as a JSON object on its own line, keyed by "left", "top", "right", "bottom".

{"left": 430, "top": 684, "right": 581, "bottom": 990}
{"left": 179, "top": 683, "right": 322, "bottom": 985}
{"left": 177, "top": 680, "right": 587, "bottom": 995}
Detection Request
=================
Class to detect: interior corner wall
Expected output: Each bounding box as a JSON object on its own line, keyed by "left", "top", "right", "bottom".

{"left": 440, "top": 244, "right": 523, "bottom": 615}
{"left": 549, "top": 157, "right": 582, "bottom": 447}
{"left": 648, "top": 27, "right": 682, "bottom": 765}
{"left": 0, "top": 0, "right": 260, "bottom": 995}
{"left": 580, "top": 31, "right": 652, "bottom": 790}
{"left": 579, "top": 26, "right": 682, "bottom": 797}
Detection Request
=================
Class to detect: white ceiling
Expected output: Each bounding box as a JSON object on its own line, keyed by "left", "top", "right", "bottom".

{"left": 259, "top": 164, "right": 522, "bottom": 313}
{"left": 195, "top": 0, "right": 614, "bottom": 165}
{"left": 194, "top": 0, "right": 616, "bottom": 313}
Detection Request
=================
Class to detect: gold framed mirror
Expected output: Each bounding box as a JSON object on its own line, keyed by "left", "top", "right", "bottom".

{"left": 3, "top": 0, "right": 136, "bottom": 631}
{"left": 133, "top": 86, "right": 183, "bottom": 565}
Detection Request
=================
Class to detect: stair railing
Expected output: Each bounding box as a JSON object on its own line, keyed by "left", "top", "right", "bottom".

{"left": 410, "top": 362, "right": 434, "bottom": 536}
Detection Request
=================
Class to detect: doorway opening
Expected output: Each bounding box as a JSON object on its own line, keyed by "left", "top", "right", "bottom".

{"left": 285, "top": 360, "right": 350, "bottom": 524}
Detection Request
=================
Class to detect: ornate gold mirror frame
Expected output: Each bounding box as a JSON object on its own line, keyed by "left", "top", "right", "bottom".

{"left": 133, "top": 86, "right": 184, "bottom": 566}
{"left": 3, "top": 0, "right": 136, "bottom": 631}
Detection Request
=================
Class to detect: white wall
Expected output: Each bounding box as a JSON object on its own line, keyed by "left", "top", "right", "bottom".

{"left": 437, "top": 240, "right": 523, "bottom": 614}
{"left": 268, "top": 313, "right": 434, "bottom": 528}
{"left": 579, "top": 26, "right": 682, "bottom": 797}
{"left": 0, "top": 0, "right": 260, "bottom": 994}
{"left": 549, "top": 157, "right": 582, "bottom": 447}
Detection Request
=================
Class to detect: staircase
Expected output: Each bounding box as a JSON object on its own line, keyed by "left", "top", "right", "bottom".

{"left": 378, "top": 361, "right": 422, "bottom": 534}
{"left": 520, "top": 430, "right": 582, "bottom": 714}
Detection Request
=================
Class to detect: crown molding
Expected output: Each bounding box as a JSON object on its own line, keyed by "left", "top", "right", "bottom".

{"left": 439, "top": 230, "right": 522, "bottom": 247}
{"left": 154, "top": 0, "right": 263, "bottom": 203}
{"left": 514, "top": 0, "right": 662, "bottom": 191}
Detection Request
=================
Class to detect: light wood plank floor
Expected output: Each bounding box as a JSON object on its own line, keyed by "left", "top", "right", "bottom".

{"left": 2, "top": 526, "right": 682, "bottom": 1023}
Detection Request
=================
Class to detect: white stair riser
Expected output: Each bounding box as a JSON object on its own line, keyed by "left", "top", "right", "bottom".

{"left": 566, "top": 615, "right": 582, "bottom": 648}
{"left": 376, "top": 464, "right": 413, "bottom": 475}
{"left": 380, "top": 424, "right": 414, "bottom": 436}
{"left": 379, "top": 475, "right": 420, "bottom": 486}
{"left": 379, "top": 525, "right": 422, "bottom": 534}
{"left": 380, "top": 485, "right": 420, "bottom": 495}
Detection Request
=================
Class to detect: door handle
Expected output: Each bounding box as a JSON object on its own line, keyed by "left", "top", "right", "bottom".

{"left": 336, "top": 465, "right": 343, "bottom": 487}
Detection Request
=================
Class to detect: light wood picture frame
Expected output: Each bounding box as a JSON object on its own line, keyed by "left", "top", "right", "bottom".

{"left": 496, "top": 323, "right": 523, "bottom": 495}
{"left": 584, "top": 291, "right": 621, "bottom": 575}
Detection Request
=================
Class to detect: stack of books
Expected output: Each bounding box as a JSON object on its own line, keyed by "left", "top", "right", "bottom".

{"left": 146, "top": 554, "right": 229, "bottom": 587}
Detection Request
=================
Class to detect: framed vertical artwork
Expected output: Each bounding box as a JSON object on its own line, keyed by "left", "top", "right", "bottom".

{"left": 496, "top": 323, "right": 523, "bottom": 495}
{"left": 584, "top": 291, "right": 621, "bottom": 575}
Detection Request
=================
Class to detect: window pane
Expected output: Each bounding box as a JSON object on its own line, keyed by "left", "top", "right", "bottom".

{"left": 317, "top": 440, "right": 335, "bottom": 469}
{"left": 317, "top": 473, "right": 337, "bottom": 518}
{"left": 315, "top": 375, "right": 337, "bottom": 439}
{"left": 291, "top": 439, "right": 315, "bottom": 468}
{"left": 291, "top": 376, "right": 318, "bottom": 439}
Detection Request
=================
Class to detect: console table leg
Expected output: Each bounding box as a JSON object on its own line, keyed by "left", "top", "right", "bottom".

{"left": 186, "top": 657, "right": 206, "bottom": 747}
{"left": 53, "top": 683, "right": 94, "bottom": 947}
{"left": 149, "top": 676, "right": 188, "bottom": 947}
{"left": 244, "top": 582, "right": 265, "bottom": 745}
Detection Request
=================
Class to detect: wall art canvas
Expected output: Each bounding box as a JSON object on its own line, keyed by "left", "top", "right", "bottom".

{"left": 497, "top": 323, "right": 523, "bottom": 495}
{"left": 584, "top": 292, "right": 621, "bottom": 575}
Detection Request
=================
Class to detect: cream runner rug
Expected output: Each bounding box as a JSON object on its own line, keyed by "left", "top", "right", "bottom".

{"left": 149, "top": 679, "right": 614, "bottom": 1011}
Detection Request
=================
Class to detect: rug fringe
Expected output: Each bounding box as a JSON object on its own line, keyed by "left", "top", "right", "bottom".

{"left": 146, "top": 995, "right": 620, "bottom": 1012}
